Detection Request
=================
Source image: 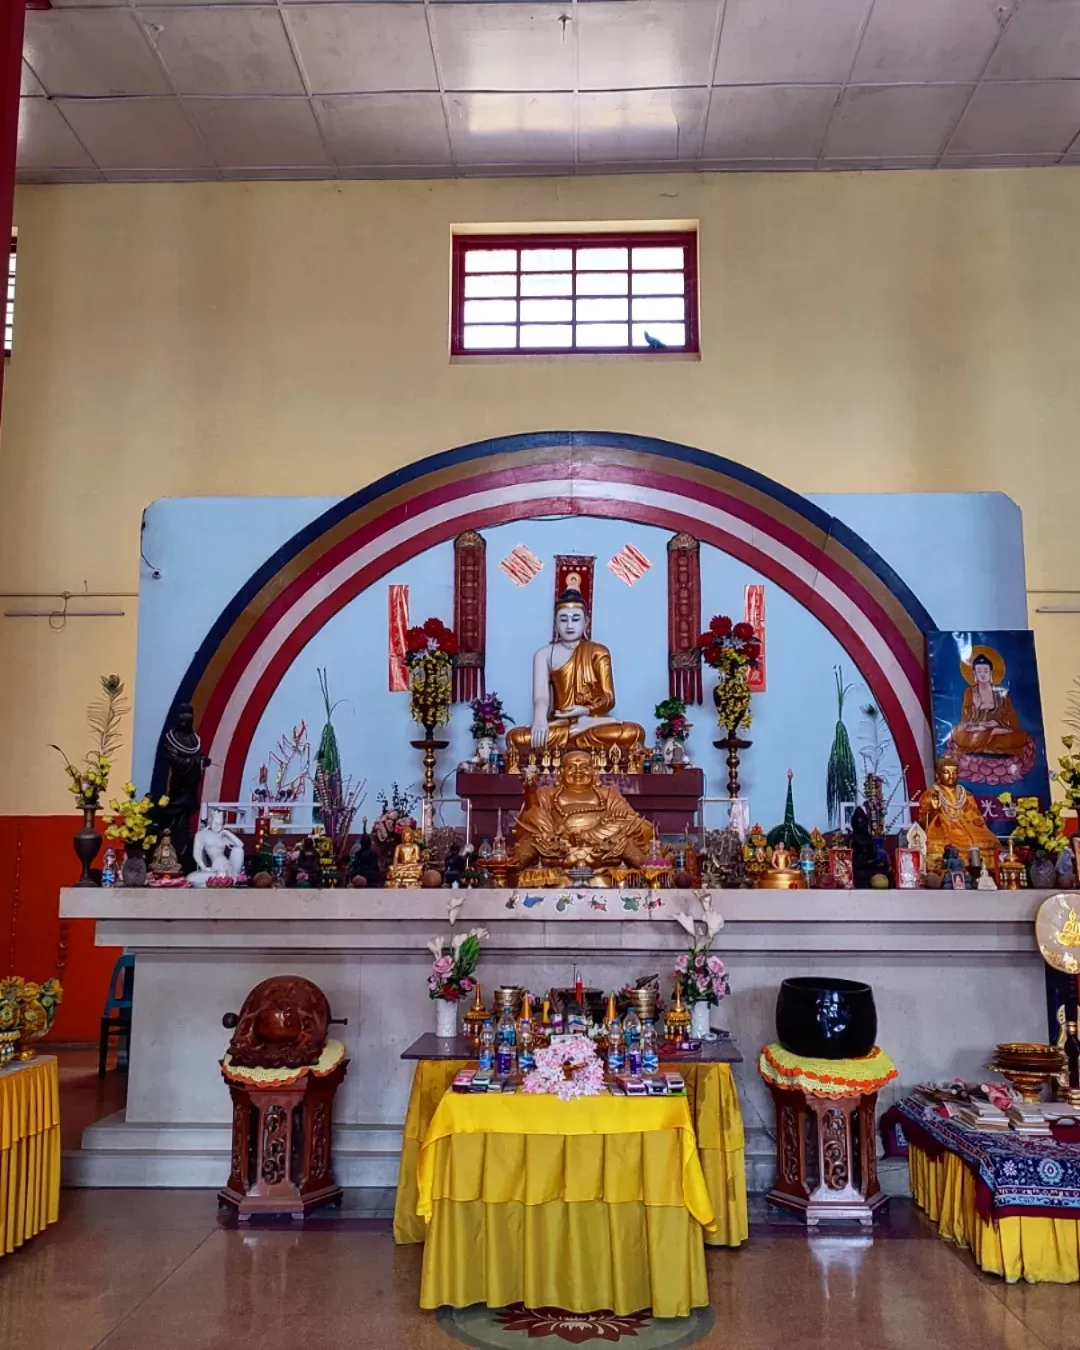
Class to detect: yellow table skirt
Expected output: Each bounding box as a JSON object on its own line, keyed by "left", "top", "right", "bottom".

{"left": 394, "top": 1059, "right": 747, "bottom": 1249}
{"left": 1, "top": 1056, "right": 61, "bottom": 1257}
{"left": 909, "top": 1142, "right": 1080, "bottom": 1283}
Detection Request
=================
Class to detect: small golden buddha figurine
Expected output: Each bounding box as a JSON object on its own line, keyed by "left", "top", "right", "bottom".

{"left": 507, "top": 589, "right": 645, "bottom": 760}
{"left": 918, "top": 755, "right": 1000, "bottom": 873}
{"left": 512, "top": 749, "right": 655, "bottom": 874}
{"left": 762, "top": 840, "right": 806, "bottom": 890}
{"left": 385, "top": 825, "right": 425, "bottom": 888}
{"left": 149, "top": 828, "right": 182, "bottom": 876}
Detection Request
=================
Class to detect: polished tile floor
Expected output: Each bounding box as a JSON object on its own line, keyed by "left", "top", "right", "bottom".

{"left": 1, "top": 1056, "right": 1073, "bottom": 1350}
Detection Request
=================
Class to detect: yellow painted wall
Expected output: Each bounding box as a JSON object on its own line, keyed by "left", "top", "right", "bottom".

{"left": 3, "top": 169, "right": 1079, "bottom": 815}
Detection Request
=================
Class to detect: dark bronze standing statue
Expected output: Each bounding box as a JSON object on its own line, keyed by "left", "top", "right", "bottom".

{"left": 158, "top": 703, "right": 210, "bottom": 872}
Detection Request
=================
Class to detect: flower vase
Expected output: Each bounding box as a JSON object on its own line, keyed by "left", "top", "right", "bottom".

{"left": 691, "top": 1000, "right": 711, "bottom": 1040}
{"left": 1028, "top": 853, "right": 1057, "bottom": 890}
{"left": 73, "top": 805, "right": 102, "bottom": 888}
{"left": 121, "top": 842, "right": 148, "bottom": 888}
{"left": 435, "top": 998, "right": 458, "bottom": 1039}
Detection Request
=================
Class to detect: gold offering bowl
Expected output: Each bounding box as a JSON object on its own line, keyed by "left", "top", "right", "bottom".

{"left": 761, "top": 868, "right": 806, "bottom": 890}
{"left": 621, "top": 988, "right": 658, "bottom": 1022}
{"left": 492, "top": 986, "right": 526, "bottom": 1018}
{"left": 989, "top": 1042, "right": 1065, "bottom": 1104}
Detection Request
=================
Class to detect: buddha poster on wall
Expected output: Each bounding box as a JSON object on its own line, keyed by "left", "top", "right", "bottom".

{"left": 927, "top": 631, "right": 1050, "bottom": 832}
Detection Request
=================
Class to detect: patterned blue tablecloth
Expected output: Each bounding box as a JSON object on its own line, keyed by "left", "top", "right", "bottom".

{"left": 897, "top": 1095, "right": 1080, "bottom": 1217}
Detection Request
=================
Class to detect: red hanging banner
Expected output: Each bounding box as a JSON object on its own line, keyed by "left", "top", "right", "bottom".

{"left": 388, "top": 583, "right": 409, "bottom": 692}
{"left": 554, "top": 555, "right": 595, "bottom": 628}
{"left": 745, "top": 584, "right": 767, "bottom": 693}
{"left": 667, "top": 532, "right": 702, "bottom": 704}
{"left": 453, "top": 529, "right": 487, "bottom": 702}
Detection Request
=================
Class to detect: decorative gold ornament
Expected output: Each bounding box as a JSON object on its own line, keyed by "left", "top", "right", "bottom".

{"left": 385, "top": 826, "right": 425, "bottom": 888}
{"left": 0, "top": 976, "right": 63, "bottom": 1060}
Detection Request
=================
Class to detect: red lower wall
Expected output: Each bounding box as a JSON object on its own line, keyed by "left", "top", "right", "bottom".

{"left": 0, "top": 815, "right": 121, "bottom": 1043}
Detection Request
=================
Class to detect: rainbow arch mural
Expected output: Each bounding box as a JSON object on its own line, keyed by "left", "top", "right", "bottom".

{"left": 151, "top": 432, "right": 937, "bottom": 803}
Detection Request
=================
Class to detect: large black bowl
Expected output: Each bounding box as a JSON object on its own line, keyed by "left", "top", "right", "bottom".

{"left": 775, "top": 977, "right": 877, "bottom": 1060}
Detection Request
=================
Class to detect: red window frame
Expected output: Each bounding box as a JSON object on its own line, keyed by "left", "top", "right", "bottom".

{"left": 450, "top": 230, "right": 699, "bottom": 358}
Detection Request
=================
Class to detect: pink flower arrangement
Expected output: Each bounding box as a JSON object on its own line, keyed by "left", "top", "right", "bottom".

{"left": 522, "top": 1035, "right": 605, "bottom": 1101}
{"left": 674, "top": 894, "right": 731, "bottom": 1006}
{"left": 424, "top": 927, "right": 488, "bottom": 1001}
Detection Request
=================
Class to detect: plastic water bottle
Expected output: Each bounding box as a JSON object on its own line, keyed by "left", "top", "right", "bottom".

{"left": 641, "top": 1019, "right": 659, "bottom": 1077}
{"left": 496, "top": 1006, "right": 517, "bottom": 1076}
{"left": 479, "top": 1019, "right": 496, "bottom": 1072}
{"left": 606, "top": 1009, "right": 625, "bottom": 1076}
{"left": 518, "top": 994, "right": 536, "bottom": 1072}
{"left": 623, "top": 1007, "right": 642, "bottom": 1076}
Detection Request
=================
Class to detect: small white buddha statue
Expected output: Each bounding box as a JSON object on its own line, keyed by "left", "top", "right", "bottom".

{"left": 189, "top": 808, "right": 245, "bottom": 887}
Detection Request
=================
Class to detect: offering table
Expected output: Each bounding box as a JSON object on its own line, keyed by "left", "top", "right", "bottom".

{"left": 393, "top": 1036, "right": 747, "bottom": 1251}
{"left": 59, "top": 887, "right": 1062, "bottom": 1190}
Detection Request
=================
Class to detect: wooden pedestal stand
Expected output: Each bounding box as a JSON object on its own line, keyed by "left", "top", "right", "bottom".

{"left": 219, "top": 1059, "right": 348, "bottom": 1220}
{"left": 765, "top": 1081, "right": 887, "bottom": 1227}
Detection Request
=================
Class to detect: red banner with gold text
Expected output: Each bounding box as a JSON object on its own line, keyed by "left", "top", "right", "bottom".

{"left": 745, "top": 584, "right": 766, "bottom": 693}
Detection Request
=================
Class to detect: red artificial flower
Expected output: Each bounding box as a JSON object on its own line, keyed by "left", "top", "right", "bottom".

{"left": 732, "top": 621, "right": 755, "bottom": 641}
{"left": 696, "top": 631, "right": 712, "bottom": 650}
{"left": 710, "top": 615, "right": 733, "bottom": 638}
{"left": 441, "top": 632, "right": 459, "bottom": 657}
{"left": 746, "top": 640, "right": 762, "bottom": 660}
{"left": 422, "top": 617, "right": 444, "bottom": 638}
{"left": 405, "top": 627, "right": 427, "bottom": 653}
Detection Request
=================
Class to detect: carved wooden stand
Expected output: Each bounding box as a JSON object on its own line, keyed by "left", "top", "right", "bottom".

{"left": 765, "top": 1082, "right": 887, "bottom": 1227}
{"left": 218, "top": 1060, "right": 348, "bottom": 1220}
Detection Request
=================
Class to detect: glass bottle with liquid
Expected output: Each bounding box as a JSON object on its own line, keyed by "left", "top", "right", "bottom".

{"left": 496, "top": 1005, "right": 518, "bottom": 1077}
{"left": 605, "top": 994, "right": 625, "bottom": 1075}
{"left": 623, "top": 1007, "right": 643, "bottom": 1076}
{"left": 479, "top": 1018, "right": 496, "bottom": 1072}
{"left": 518, "top": 993, "right": 536, "bottom": 1072}
{"left": 641, "top": 1019, "right": 659, "bottom": 1077}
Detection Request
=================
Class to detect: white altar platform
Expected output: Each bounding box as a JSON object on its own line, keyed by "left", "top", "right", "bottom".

{"left": 59, "top": 886, "right": 1063, "bottom": 1190}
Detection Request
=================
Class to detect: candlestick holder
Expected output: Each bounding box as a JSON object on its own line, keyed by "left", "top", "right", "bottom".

{"left": 714, "top": 730, "right": 752, "bottom": 798}
{"left": 410, "top": 733, "right": 449, "bottom": 840}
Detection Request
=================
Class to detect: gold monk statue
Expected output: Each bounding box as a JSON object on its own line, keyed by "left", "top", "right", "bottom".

{"left": 513, "top": 749, "right": 654, "bottom": 872}
{"left": 507, "top": 589, "right": 645, "bottom": 757}
{"left": 385, "top": 825, "right": 424, "bottom": 889}
{"left": 950, "top": 646, "right": 1027, "bottom": 757}
{"left": 917, "top": 755, "right": 1000, "bottom": 872}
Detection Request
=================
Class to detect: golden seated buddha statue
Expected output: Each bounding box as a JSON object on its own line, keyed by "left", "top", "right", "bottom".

{"left": 917, "top": 755, "right": 1000, "bottom": 873}
{"left": 506, "top": 589, "right": 645, "bottom": 760}
{"left": 512, "top": 749, "right": 654, "bottom": 879}
{"left": 385, "top": 825, "right": 424, "bottom": 889}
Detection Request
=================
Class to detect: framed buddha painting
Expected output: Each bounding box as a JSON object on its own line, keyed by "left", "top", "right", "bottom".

{"left": 927, "top": 630, "right": 1050, "bottom": 836}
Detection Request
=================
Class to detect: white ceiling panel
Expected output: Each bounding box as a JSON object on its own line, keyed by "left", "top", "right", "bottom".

{"left": 431, "top": 2, "right": 574, "bottom": 93}
{"left": 315, "top": 92, "right": 452, "bottom": 165}
{"left": 184, "top": 97, "right": 331, "bottom": 167}
{"left": 17, "top": 97, "right": 96, "bottom": 170}
{"left": 17, "top": 0, "right": 1080, "bottom": 178}
{"left": 21, "top": 62, "right": 44, "bottom": 98}
{"left": 851, "top": 0, "right": 1008, "bottom": 84}
{"left": 577, "top": 88, "right": 708, "bottom": 161}
{"left": 703, "top": 84, "right": 838, "bottom": 159}
{"left": 287, "top": 4, "right": 438, "bottom": 94}
{"left": 140, "top": 6, "right": 305, "bottom": 95}
{"left": 948, "top": 80, "right": 1080, "bottom": 155}
{"left": 578, "top": 0, "right": 720, "bottom": 91}
{"left": 24, "top": 10, "right": 171, "bottom": 97}
{"left": 713, "top": 0, "right": 869, "bottom": 85}
{"left": 824, "top": 84, "right": 973, "bottom": 159}
{"left": 446, "top": 91, "right": 574, "bottom": 164}
{"left": 986, "top": 1, "right": 1080, "bottom": 81}
{"left": 57, "top": 97, "right": 215, "bottom": 169}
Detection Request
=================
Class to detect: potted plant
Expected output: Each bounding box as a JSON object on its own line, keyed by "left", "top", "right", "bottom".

{"left": 425, "top": 926, "right": 488, "bottom": 1038}
{"left": 52, "top": 674, "right": 129, "bottom": 886}
{"left": 469, "top": 691, "right": 513, "bottom": 769}
{"left": 654, "top": 697, "right": 693, "bottom": 770}
{"left": 998, "top": 793, "right": 1068, "bottom": 888}
{"left": 673, "top": 892, "right": 729, "bottom": 1039}
{"left": 102, "top": 784, "right": 168, "bottom": 887}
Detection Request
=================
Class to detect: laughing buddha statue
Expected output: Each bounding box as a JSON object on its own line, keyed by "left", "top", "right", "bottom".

{"left": 512, "top": 749, "right": 655, "bottom": 873}
{"left": 506, "top": 589, "right": 645, "bottom": 759}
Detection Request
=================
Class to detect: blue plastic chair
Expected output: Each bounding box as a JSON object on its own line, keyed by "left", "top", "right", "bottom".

{"left": 98, "top": 954, "right": 135, "bottom": 1076}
